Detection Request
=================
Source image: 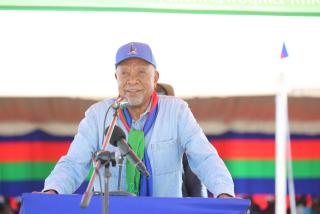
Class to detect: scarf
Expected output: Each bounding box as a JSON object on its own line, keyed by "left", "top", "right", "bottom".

{"left": 118, "top": 91, "right": 158, "bottom": 196}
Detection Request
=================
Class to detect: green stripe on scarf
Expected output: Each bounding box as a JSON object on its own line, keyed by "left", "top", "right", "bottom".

{"left": 126, "top": 129, "right": 145, "bottom": 195}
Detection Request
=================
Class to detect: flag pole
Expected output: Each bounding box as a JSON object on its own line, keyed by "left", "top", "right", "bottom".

{"left": 287, "top": 120, "right": 297, "bottom": 214}
{"left": 275, "top": 71, "right": 287, "bottom": 214}
{"left": 275, "top": 42, "right": 297, "bottom": 214}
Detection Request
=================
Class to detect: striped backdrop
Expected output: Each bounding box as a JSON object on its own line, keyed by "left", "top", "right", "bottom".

{"left": 1, "top": 130, "right": 319, "bottom": 196}
{"left": 1, "top": 96, "right": 320, "bottom": 197}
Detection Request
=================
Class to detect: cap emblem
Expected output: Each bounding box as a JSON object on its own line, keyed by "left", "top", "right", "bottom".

{"left": 128, "top": 44, "right": 137, "bottom": 55}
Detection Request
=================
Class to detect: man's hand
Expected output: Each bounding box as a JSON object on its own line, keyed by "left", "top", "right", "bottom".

{"left": 32, "top": 189, "right": 58, "bottom": 194}
{"left": 217, "top": 193, "right": 234, "bottom": 198}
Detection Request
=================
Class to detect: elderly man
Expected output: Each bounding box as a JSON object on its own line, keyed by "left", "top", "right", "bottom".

{"left": 42, "top": 42, "right": 234, "bottom": 198}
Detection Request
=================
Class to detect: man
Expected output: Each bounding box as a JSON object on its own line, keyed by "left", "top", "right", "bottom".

{"left": 42, "top": 42, "right": 234, "bottom": 198}
{"left": 156, "top": 83, "right": 207, "bottom": 197}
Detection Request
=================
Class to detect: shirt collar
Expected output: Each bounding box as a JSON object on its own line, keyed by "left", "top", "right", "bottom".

{"left": 132, "top": 100, "right": 152, "bottom": 122}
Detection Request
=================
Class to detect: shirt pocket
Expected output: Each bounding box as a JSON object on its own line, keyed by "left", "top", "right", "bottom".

{"left": 150, "top": 138, "right": 179, "bottom": 176}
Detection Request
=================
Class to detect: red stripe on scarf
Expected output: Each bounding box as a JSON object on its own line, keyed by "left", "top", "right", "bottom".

{"left": 118, "top": 91, "right": 158, "bottom": 132}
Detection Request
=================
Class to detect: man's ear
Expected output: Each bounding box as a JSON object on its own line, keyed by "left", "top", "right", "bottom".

{"left": 154, "top": 70, "right": 159, "bottom": 84}
{"left": 154, "top": 71, "right": 160, "bottom": 90}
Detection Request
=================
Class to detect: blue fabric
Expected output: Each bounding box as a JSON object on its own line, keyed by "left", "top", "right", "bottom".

{"left": 0, "top": 130, "right": 73, "bottom": 142}
{"left": 139, "top": 104, "right": 157, "bottom": 196}
{"left": 234, "top": 178, "right": 320, "bottom": 195}
{"left": 123, "top": 103, "right": 158, "bottom": 196}
{"left": 19, "top": 193, "right": 250, "bottom": 214}
{"left": 4, "top": 178, "right": 320, "bottom": 197}
{"left": 122, "top": 102, "right": 158, "bottom": 135}
{"left": 206, "top": 131, "right": 320, "bottom": 140}
{"left": 0, "top": 181, "right": 87, "bottom": 197}
{"left": 123, "top": 108, "right": 132, "bottom": 127}
{"left": 139, "top": 151, "right": 153, "bottom": 196}
{"left": 142, "top": 104, "right": 158, "bottom": 135}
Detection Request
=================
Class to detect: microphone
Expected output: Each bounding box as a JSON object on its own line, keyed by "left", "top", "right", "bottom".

{"left": 107, "top": 126, "right": 150, "bottom": 177}
{"left": 112, "top": 97, "right": 128, "bottom": 109}
{"left": 116, "top": 138, "right": 150, "bottom": 177}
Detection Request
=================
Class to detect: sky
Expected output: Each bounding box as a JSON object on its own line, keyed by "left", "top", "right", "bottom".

{"left": 0, "top": 10, "right": 320, "bottom": 98}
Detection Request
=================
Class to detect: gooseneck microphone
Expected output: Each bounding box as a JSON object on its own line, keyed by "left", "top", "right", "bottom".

{"left": 107, "top": 126, "right": 150, "bottom": 177}
{"left": 112, "top": 97, "right": 129, "bottom": 109}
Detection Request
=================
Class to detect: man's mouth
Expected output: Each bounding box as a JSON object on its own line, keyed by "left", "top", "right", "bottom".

{"left": 126, "top": 89, "right": 142, "bottom": 93}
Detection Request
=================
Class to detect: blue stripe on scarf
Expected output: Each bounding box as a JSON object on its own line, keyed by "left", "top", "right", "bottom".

{"left": 123, "top": 103, "right": 158, "bottom": 196}
{"left": 139, "top": 150, "right": 153, "bottom": 196}
{"left": 139, "top": 104, "right": 158, "bottom": 196}
{"left": 123, "top": 108, "right": 132, "bottom": 128}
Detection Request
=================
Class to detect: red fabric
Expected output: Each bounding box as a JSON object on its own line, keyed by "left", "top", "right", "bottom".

{"left": 0, "top": 142, "right": 70, "bottom": 162}
{"left": 211, "top": 139, "right": 320, "bottom": 160}
{"left": 118, "top": 91, "right": 158, "bottom": 132}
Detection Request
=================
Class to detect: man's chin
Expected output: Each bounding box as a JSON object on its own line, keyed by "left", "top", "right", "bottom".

{"left": 127, "top": 98, "right": 144, "bottom": 107}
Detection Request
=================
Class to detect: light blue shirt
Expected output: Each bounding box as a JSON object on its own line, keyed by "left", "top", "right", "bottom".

{"left": 44, "top": 95, "right": 234, "bottom": 197}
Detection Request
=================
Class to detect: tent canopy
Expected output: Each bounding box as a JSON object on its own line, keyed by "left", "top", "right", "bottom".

{"left": 0, "top": 2, "right": 320, "bottom": 98}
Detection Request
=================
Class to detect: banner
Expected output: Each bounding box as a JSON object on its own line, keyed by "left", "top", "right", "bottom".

{"left": 0, "top": 0, "right": 320, "bottom": 16}
{"left": 1, "top": 130, "right": 320, "bottom": 196}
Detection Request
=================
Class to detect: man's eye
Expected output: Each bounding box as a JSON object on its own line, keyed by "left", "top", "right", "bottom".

{"left": 121, "top": 71, "right": 129, "bottom": 76}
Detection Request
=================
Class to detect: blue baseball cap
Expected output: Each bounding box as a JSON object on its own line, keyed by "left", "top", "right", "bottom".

{"left": 115, "top": 42, "right": 157, "bottom": 68}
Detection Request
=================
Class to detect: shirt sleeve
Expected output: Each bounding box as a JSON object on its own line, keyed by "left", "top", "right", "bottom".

{"left": 43, "top": 105, "right": 99, "bottom": 194}
{"left": 177, "top": 100, "right": 235, "bottom": 197}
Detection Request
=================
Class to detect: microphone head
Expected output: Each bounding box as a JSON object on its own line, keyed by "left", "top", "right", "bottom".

{"left": 118, "top": 97, "right": 129, "bottom": 109}
{"left": 112, "top": 97, "right": 129, "bottom": 109}
{"left": 105, "top": 125, "right": 126, "bottom": 146}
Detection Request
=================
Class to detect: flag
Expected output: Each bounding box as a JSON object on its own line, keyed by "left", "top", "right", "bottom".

{"left": 281, "top": 42, "right": 288, "bottom": 59}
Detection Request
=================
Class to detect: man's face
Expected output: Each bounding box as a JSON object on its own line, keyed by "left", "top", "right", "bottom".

{"left": 115, "top": 58, "right": 159, "bottom": 108}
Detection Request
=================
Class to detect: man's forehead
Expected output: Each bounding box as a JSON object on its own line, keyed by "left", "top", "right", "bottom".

{"left": 117, "top": 58, "right": 153, "bottom": 68}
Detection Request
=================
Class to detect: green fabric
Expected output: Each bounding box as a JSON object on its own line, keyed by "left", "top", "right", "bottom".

{"left": 0, "top": 162, "right": 94, "bottom": 181}
{"left": 1, "top": 1, "right": 320, "bottom": 17}
{"left": 126, "top": 129, "right": 145, "bottom": 195}
{"left": 224, "top": 160, "right": 320, "bottom": 178}
{"left": 1, "top": 160, "right": 319, "bottom": 181}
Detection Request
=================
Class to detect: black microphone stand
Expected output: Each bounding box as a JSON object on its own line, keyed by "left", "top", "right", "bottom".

{"left": 80, "top": 104, "right": 120, "bottom": 210}
{"left": 109, "top": 155, "right": 135, "bottom": 196}
{"left": 80, "top": 99, "right": 133, "bottom": 214}
{"left": 94, "top": 151, "right": 117, "bottom": 214}
{"left": 92, "top": 149, "right": 134, "bottom": 214}
{"left": 117, "top": 155, "right": 124, "bottom": 191}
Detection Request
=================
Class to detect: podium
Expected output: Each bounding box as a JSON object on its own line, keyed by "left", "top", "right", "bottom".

{"left": 19, "top": 193, "right": 250, "bottom": 214}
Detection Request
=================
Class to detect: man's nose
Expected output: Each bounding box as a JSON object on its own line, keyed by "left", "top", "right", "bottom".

{"left": 127, "top": 72, "right": 139, "bottom": 84}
